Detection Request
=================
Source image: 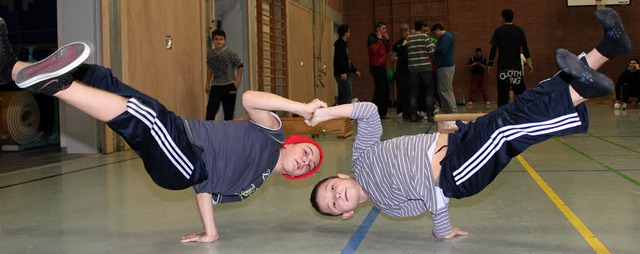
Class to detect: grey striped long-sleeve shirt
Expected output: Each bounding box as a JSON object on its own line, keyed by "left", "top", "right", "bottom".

{"left": 351, "top": 102, "right": 453, "bottom": 237}
{"left": 406, "top": 33, "right": 435, "bottom": 73}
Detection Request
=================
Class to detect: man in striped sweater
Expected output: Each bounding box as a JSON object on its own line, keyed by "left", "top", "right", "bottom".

{"left": 406, "top": 20, "right": 436, "bottom": 122}
{"left": 309, "top": 8, "right": 629, "bottom": 239}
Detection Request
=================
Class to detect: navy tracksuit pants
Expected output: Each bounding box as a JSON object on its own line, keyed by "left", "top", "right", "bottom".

{"left": 439, "top": 73, "right": 589, "bottom": 199}
{"left": 73, "top": 64, "right": 207, "bottom": 190}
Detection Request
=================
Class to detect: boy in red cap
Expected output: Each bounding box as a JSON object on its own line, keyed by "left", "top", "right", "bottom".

{"left": 309, "top": 8, "right": 628, "bottom": 240}
{"left": 0, "top": 18, "right": 324, "bottom": 242}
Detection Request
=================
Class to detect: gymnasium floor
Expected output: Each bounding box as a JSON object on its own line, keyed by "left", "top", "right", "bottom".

{"left": 0, "top": 101, "right": 638, "bottom": 254}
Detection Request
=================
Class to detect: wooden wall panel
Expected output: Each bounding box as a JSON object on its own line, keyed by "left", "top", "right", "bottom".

{"left": 169, "top": 1, "right": 207, "bottom": 118}
{"left": 119, "top": 0, "right": 205, "bottom": 119}
{"left": 287, "top": 2, "right": 315, "bottom": 103}
{"left": 314, "top": 16, "right": 336, "bottom": 104}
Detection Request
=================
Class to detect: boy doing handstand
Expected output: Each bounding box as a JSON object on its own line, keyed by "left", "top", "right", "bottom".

{"left": 0, "top": 19, "right": 326, "bottom": 242}
{"left": 309, "top": 8, "right": 630, "bottom": 238}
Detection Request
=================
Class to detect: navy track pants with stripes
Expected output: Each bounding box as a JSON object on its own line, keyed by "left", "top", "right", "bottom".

{"left": 439, "top": 73, "right": 589, "bottom": 199}
{"left": 73, "top": 64, "right": 207, "bottom": 190}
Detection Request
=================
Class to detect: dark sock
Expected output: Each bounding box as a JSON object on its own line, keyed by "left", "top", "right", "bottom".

{"left": 594, "top": 8, "right": 631, "bottom": 59}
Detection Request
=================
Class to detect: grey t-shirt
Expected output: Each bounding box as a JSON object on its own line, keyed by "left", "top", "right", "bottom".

{"left": 351, "top": 102, "right": 452, "bottom": 237}
{"left": 207, "top": 47, "right": 243, "bottom": 86}
{"left": 183, "top": 113, "right": 284, "bottom": 203}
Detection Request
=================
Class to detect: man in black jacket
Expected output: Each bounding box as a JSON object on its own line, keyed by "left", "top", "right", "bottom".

{"left": 333, "top": 24, "right": 361, "bottom": 105}
{"left": 615, "top": 58, "right": 640, "bottom": 109}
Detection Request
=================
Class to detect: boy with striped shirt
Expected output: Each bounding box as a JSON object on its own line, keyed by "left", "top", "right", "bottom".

{"left": 309, "top": 8, "right": 629, "bottom": 239}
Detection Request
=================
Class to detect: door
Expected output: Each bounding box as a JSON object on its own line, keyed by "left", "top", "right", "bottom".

{"left": 287, "top": 2, "right": 314, "bottom": 103}
{"left": 119, "top": 0, "right": 206, "bottom": 118}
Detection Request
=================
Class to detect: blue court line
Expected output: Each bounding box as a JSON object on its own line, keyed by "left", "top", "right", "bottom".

{"left": 341, "top": 207, "right": 380, "bottom": 254}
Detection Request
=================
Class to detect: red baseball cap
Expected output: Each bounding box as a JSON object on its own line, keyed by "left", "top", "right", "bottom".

{"left": 281, "top": 135, "right": 324, "bottom": 180}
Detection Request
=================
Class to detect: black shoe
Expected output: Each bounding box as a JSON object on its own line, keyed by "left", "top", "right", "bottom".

{"left": 15, "top": 42, "right": 90, "bottom": 96}
{"left": 556, "top": 48, "right": 613, "bottom": 98}
{"left": 0, "top": 17, "right": 17, "bottom": 85}
{"left": 594, "top": 7, "right": 631, "bottom": 58}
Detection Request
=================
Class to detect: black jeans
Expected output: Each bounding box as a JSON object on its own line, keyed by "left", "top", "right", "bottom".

{"left": 206, "top": 83, "right": 237, "bottom": 120}
{"left": 394, "top": 70, "right": 410, "bottom": 115}
{"left": 409, "top": 71, "right": 435, "bottom": 117}
{"left": 370, "top": 65, "right": 389, "bottom": 117}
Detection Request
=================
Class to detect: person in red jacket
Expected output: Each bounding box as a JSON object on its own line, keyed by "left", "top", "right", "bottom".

{"left": 367, "top": 21, "right": 391, "bottom": 119}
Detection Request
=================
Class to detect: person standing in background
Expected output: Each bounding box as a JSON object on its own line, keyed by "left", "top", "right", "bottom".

{"left": 406, "top": 20, "right": 437, "bottom": 122}
{"left": 391, "top": 23, "right": 411, "bottom": 119}
{"left": 205, "top": 29, "right": 244, "bottom": 121}
{"left": 467, "top": 48, "right": 489, "bottom": 105}
{"left": 367, "top": 21, "right": 391, "bottom": 119}
{"left": 333, "top": 24, "right": 361, "bottom": 105}
{"left": 488, "top": 8, "right": 532, "bottom": 107}
{"left": 431, "top": 23, "right": 457, "bottom": 114}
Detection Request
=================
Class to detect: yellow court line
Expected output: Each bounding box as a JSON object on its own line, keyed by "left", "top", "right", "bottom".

{"left": 515, "top": 155, "right": 611, "bottom": 254}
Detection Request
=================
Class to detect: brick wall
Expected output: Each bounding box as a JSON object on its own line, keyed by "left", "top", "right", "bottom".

{"left": 327, "top": 0, "right": 343, "bottom": 13}
{"left": 344, "top": 0, "right": 640, "bottom": 104}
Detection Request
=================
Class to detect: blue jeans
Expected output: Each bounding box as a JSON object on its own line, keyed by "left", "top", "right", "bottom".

{"left": 335, "top": 74, "right": 353, "bottom": 105}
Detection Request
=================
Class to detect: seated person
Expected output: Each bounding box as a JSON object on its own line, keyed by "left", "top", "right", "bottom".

{"left": 614, "top": 58, "right": 640, "bottom": 109}
{"left": 308, "top": 8, "right": 629, "bottom": 239}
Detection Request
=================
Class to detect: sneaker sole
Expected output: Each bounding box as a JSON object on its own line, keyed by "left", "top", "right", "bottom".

{"left": 556, "top": 48, "right": 613, "bottom": 95}
{"left": 15, "top": 41, "right": 90, "bottom": 88}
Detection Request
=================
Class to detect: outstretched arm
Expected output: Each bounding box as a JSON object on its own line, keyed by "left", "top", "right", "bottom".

{"left": 181, "top": 193, "right": 220, "bottom": 243}
{"left": 242, "top": 91, "right": 327, "bottom": 129}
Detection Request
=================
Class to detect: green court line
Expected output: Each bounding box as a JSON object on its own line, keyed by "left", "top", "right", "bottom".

{"left": 554, "top": 138, "right": 640, "bottom": 187}
{"left": 586, "top": 133, "right": 640, "bottom": 155}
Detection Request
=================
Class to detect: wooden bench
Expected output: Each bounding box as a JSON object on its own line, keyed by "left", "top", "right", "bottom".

{"left": 281, "top": 117, "right": 353, "bottom": 138}
{"left": 434, "top": 113, "right": 486, "bottom": 133}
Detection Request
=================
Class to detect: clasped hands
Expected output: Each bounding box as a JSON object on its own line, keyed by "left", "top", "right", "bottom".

{"left": 299, "top": 99, "right": 331, "bottom": 127}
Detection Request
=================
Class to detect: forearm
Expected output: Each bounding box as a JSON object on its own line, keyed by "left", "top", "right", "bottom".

{"left": 196, "top": 192, "right": 218, "bottom": 237}
{"left": 522, "top": 43, "right": 531, "bottom": 59}
{"left": 432, "top": 208, "right": 453, "bottom": 238}
{"left": 243, "top": 90, "right": 306, "bottom": 114}
{"left": 235, "top": 67, "right": 244, "bottom": 85}
{"left": 488, "top": 44, "right": 497, "bottom": 65}
{"left": 206, "top": 69, "right": 213, "bottom": 88}
{"left": 312, "top": 103, "right": 354, "bottom": 125}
